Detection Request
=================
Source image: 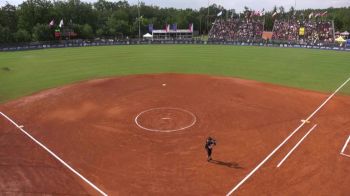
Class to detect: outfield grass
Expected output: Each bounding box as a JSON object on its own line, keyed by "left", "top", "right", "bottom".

{"left": 0, "top": 45, "right": 349, "bottom": 103}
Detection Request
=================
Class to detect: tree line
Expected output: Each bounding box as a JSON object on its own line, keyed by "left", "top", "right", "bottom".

{"left": 0, "top": 0, "right": 349, "bottom": 43}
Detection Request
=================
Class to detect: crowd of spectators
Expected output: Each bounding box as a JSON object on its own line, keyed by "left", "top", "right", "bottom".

{"left": 272, "top": 20, "right": 300, "bottom": 42}
{"left": 209, "top": 18, "right": 334, "bottom": 44}
{"left": 237, "top": 19, "right": 264, "bottom": 41}
{"left": 272, "top": 20, "right": 334, "bottom": 44}
{"left": 208, "top": 18, "right": 263, "bottom": 41}
{"left": 208, "top": 19, "right": 239, "bottom": 40}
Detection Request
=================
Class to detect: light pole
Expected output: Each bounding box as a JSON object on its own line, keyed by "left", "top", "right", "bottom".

{"left": 207, "top": 0, "right": 210, "bottom": 34}
{"left": 138, "top": 0, "right": 141, "bottom": 40}
{"left": 199, "top": 16, "right": 202, "bottom": 35}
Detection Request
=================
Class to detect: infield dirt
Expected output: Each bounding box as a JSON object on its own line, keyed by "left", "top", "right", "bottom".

{"left": 1, "top": 74, "right": 349, "bottom": 195}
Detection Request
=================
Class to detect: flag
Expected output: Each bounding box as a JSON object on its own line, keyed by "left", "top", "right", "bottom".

{"left": 217, "top": 11, "right": 222, "bottom": 17}
{"left": 261, "top": 9, "right": 265, "bottom": 16}
{"left": 49, "top": 19, "right": 54, "bottom": 27}
{"left": 189, "top": 23, "right": 193, "bottom": 32}
{"left": 148, "top": 24, "right": 153, "bottom": 33}
{"left": 308, "top": 12, "right": 314, "bottom": 19}
{"left": 59, "top": 19, "right": 64, "bottom": 28}
{"left": 321, "top": 11, "right": 328, "bottom": 17}
{"left": 272, "top": 11, "right": 278, "bottom": 17}
{"left": 314, "top": 13, "right": 321, "bottom": 18}
{"left": 172, "top": 23, "right": 177, "bottom": 31}
{"left": 165, "top": 24, "right": 170, "bottom": 32}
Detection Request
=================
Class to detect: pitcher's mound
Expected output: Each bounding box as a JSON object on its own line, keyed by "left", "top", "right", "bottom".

{"left": 135, "top": 107, "right": 196, "bottom": 132}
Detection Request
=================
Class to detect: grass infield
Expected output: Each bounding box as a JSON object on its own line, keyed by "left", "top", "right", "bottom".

{"left": 0, "top": 45, "right": 349, "bottom": 103}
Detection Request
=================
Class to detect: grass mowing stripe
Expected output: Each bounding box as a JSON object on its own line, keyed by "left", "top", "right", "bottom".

{"left": 0, "top": 45, "right": 349, "bottom": 103}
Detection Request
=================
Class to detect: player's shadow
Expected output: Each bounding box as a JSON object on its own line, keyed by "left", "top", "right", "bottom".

{"left": 209, "top": 160, "right": 244, "bottom": 169}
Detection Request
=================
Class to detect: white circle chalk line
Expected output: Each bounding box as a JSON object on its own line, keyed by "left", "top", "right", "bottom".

{"left": 134, "top": 107, "right": 197, "bottom": 133}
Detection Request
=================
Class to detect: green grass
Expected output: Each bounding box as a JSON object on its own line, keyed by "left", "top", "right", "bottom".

{"left": 0, "top": 45, "right": 349, "bottom": 103}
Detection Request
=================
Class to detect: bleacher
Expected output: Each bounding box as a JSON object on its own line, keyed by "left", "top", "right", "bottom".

{"left": 209, "top": 18, "right": 264, "bottom": 41}
{"left": 272, "top": 20, "right": 334, "bottom": 44}
{"left": 209, "top": 18, "right": 335, "bottom": 44}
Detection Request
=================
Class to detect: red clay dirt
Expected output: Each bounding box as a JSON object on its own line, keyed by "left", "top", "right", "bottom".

{"left": 0, "top": 74, "right": 349, "bottom": 195}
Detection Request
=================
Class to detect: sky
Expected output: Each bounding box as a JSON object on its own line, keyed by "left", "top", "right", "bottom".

{"left": 1, "top": 0, "right": 349, "bottom": 12}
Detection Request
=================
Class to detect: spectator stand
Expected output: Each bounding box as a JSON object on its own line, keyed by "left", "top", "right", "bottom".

{"left": 272, "top": 19, "right": 335, "bottom": 45}
{"left": 151, "top": 24, "right": 194, "bottom": 40}
{"left": 208, "top": 14, "right": 265, "bottom": 42}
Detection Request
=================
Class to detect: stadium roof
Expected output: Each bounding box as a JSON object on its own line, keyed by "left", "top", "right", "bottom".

{"left": 152, "top": 30, "right": 192, "bottom": 34}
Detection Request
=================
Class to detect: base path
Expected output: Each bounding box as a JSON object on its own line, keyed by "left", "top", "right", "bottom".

{"left": 0, "top": 74, "right": 349, "bottom": 195}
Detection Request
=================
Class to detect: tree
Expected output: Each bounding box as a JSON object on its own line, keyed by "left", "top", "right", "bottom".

{"left": 96, "top": 28, "right": 105, "bottom": 37}
{"left": 272, "top": 6, "right": 278, "bottom": 14}
{"left": 32, "top": 23, "right": 54, "bottom": 41}
{"left": 0, "top": 25, "right": 12, "bottom": 43}
{"left": 289, "top": 6, "right": 295, "bottom": 18}
{"left": 0, "top": 3, "right": 17, "bottom": 33}
{"left": 17, "top": 0, "right": 54, "bottom": 32}
{"left": 1, "top": 0, "right": 350, "bottom": 43}
{"left": 14, "top": 29, "right": 32, "bottom": 42}
{"left": 106, "top": 11, "right": 130, "bottom": 37}
{"left": 278, "top": 6, "right": 285, "bottom": 14}
{"left": 264, "top": 15, "right": 274, "bottom": 31}
{"left": 81, "top": 24, "right": 93, "bottom": 39}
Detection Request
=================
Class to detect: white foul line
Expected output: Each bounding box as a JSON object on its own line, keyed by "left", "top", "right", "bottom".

{"left": 340, "top": 153, "right": 350, "bottom": 158}
{"left": 0, "top": 112, "right": 108, "bottom": 196}
{"left": 340, "top": 135, "right": 350, "bottom": 158}
{"left": 340, "top": 135, "right": 350, "bottom": 154}
{"left": 226, "top": 76, "right": 350, "bottom": 196}
{"left": 277, "top": 124, "right": 318, "bottom": 168}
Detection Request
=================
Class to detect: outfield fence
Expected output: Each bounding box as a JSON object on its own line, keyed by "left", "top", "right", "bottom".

{"left": 0, "top": 39, "right": 349, "bottom": 52}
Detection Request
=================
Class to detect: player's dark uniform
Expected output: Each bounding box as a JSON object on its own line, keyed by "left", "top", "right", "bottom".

{"left": 205, "top": 137, "right": 216, "bottom": 161}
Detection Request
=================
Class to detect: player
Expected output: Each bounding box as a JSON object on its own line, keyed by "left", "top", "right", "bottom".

{"left": 205, "top": 137, "right": 216, "bottom": 161}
